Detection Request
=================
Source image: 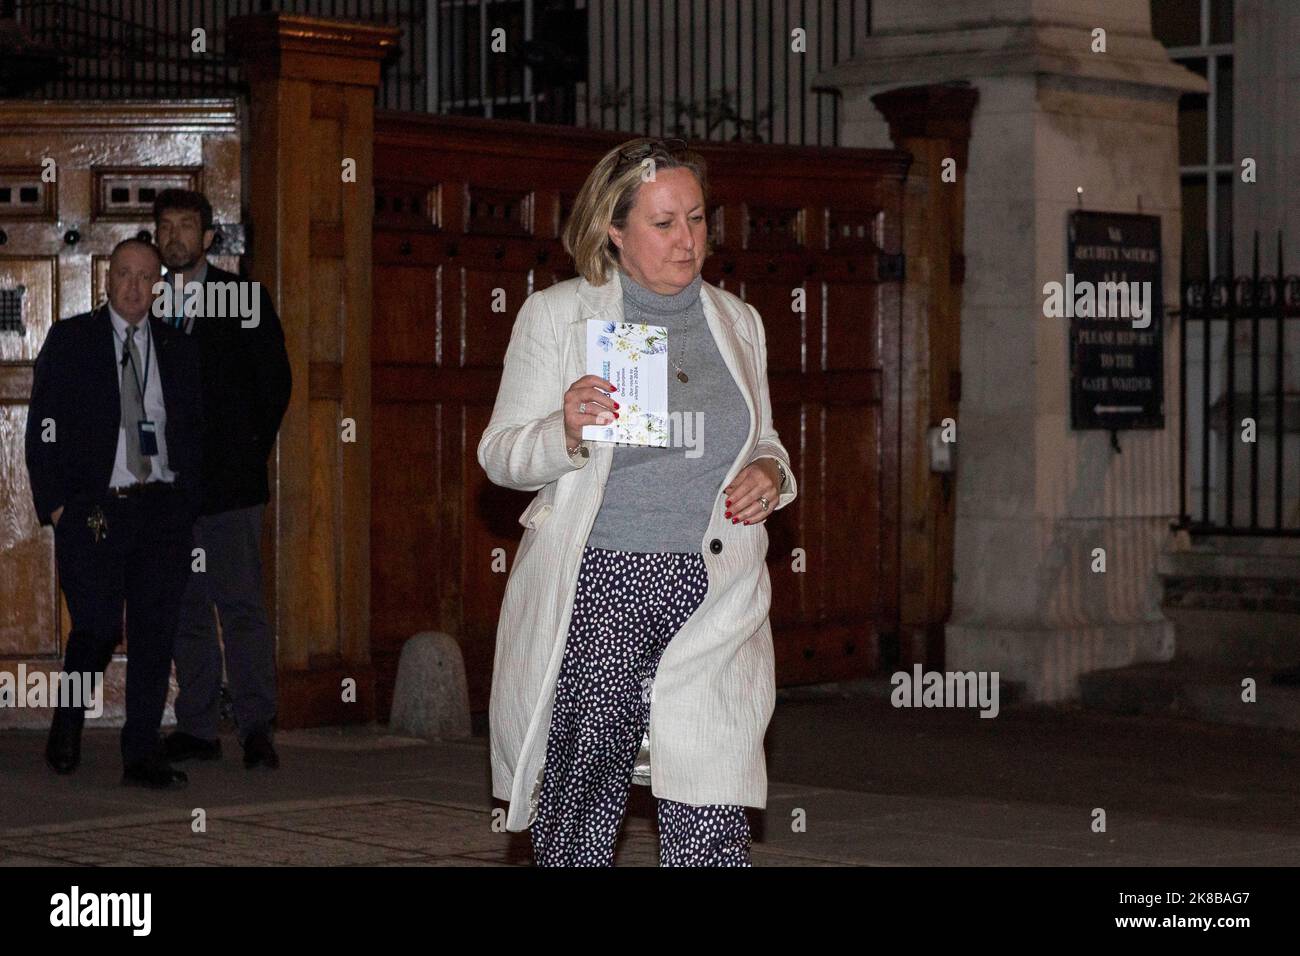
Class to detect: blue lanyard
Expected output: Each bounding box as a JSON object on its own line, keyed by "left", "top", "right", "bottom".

{"left": 116, "top": 321, "right": 151, "bottom": 405}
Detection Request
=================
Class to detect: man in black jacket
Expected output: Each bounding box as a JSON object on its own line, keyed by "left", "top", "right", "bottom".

{"left": 26, "top": 238, "right": 202, "bottom": 788}
{"left": 153, "top": 189, "right": 292, "bottom": 770}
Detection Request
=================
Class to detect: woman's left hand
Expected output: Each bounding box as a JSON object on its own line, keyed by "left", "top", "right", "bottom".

{"left": 723, "top": 458, "right": 781, "bottom": 525}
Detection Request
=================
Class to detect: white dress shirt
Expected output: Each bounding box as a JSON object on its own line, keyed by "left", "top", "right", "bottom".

{"left": 108, "top": 305, "right": 176, "bottom": 487}
{"left": 160, "top": 257, "right": 208, "bottom": 334}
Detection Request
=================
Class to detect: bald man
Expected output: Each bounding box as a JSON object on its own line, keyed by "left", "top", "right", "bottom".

{"left": 25, "top": 238, "right": 202, "bottom": 788}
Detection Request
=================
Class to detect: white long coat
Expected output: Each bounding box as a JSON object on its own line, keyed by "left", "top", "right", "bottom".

{"left": 476, "top": 266, "right": 798, "bottom": 832}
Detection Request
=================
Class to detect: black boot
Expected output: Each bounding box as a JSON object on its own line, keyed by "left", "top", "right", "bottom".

{"left": 242, "top": 728, "right": 279, "bottom": 770}
{"left": 45, "top": 705, "right": 84, "bottom": 774}
{"left": 45, "top": 626, "right": 118, "bottom": 775}
{"left": 164, "top": 731, "right": 222, "bottom": 762}
{"left": 122, "top": 754, "right": 189, "bottom": 789}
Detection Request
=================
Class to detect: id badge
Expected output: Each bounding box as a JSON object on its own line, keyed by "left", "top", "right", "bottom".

{"left": 138, "top": 420, "right": 159, "bottom": 457}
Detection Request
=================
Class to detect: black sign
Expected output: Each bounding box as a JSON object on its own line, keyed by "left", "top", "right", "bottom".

{"left": 1061, "top": 211, "right": 1164, "bottom": 430}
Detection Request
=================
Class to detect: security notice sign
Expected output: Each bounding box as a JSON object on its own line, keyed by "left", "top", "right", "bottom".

{"left": 1062, "top": 211, "right": 1165, "bottom": 430}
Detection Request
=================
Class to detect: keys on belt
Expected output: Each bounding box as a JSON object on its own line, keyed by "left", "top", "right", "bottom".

{"left": 74, "top": 482, "right": 177, "bottom": 542}
{"left": 86, "top": 505, "right": 108, "bottom": 543}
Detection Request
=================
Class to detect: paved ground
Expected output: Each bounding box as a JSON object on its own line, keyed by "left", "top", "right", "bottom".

{"left": 2, "top": 681, "right": 1299, "bottom": 866}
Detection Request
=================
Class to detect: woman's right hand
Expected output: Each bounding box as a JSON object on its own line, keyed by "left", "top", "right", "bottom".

{"left": 564, "top": 375, "right": 619, "bottom": 446}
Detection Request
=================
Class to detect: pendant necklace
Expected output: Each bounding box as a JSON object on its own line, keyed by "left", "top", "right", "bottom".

{"left": 670, "top": 325, "right": 689, "bottom": 383}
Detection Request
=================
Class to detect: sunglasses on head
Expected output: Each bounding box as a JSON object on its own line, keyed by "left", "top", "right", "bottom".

{"left": 614, "top": 137, "right": 691, "bottom": 168}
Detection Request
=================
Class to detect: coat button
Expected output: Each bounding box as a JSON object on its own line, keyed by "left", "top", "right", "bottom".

{"left": 709, "top": 538, "right": 723, "bottom": 554}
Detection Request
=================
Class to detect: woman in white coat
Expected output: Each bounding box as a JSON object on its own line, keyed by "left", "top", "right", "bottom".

{"left": 477, "top": 137, "right": 797, "bottom": 867}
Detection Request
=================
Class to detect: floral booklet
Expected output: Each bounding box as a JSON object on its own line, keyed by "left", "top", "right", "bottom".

{"left": 582, "top": 318, "right": 670, "bottom": 447}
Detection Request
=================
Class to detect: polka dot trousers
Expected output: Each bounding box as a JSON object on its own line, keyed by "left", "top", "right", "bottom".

{"left": 529, "top": 545, "right": 753, "bottom": 867}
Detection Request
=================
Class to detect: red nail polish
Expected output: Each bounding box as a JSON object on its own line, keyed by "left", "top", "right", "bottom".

{"left": 743, "top": 520, "right": 750, "bottom": 525}
{"left": 731, "top": 518, "right": 738, "bottom": 524}
{"left": 613, "top": 401, "right": 620, "bottom": 408}
{"left": 725, "top": 499, "right": 732, "bottom": 507}
{"left": 609, "top": 385, "right": 617, "bottom": 391}
{"left": 614, "top": 411, "right": 619, "bottom": 418}
{"left": 725, "top": 511, "right": 732, "bottom": 518}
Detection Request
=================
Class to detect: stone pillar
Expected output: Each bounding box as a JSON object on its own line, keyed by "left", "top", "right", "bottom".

{"left": 816, "top": 1, "right": 1205, "bottom": 701}
{"left": 229, "top": 14, "right": 399, "bottom": 726}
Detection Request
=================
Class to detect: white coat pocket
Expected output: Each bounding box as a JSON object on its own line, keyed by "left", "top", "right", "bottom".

{"left": 517, "top": 497, "right": 554, "bottom": 530}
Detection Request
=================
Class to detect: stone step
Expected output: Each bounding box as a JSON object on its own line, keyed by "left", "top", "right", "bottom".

{"left": 1188, "top": 535, "right": 1300, "bottom": 557}
{"left": 1158, "top": 548, "right": 1300, "bottom": 580}
{"left": 1079, "top": 661, "right": 1300, "bottom": 732}
{"left": 1159, "top": 535, "right": 1300, "bottom": 667}
{"left": 1160, "top": 566, "right": 1300, "bottom": 614}
{"left": 1162, "top": 608, "right": 1300, "bottom": 667}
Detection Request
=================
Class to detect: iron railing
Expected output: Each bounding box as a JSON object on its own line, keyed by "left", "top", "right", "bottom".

{"left": 7, "top": 0, "right": 428, "bottom": 109}
{"left": 7, "top": 0, "right": 873, "bottom": 145}
{"left": 1178, "top": 233, "right": 1300, "bottom": 536}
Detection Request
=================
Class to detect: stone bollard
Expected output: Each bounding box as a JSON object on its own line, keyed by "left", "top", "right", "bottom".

{"left": 389, "top": 632, "right": 472, "bottom": 739}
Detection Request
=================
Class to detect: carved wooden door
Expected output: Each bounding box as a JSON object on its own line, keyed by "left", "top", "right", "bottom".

{"left": 0, "top": 101, "right": 241, "bottom": 727}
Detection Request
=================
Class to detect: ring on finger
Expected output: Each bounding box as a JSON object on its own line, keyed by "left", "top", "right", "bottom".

{"left": 578, "top": 401, "right": 587, "bottom": 414}
{"left": 759, "top": 495, "right": 769, "bottom": 511}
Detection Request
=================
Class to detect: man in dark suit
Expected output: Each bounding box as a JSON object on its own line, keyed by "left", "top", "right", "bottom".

{"left": 152, "top": 189, "right": 292, "bottom": 770}
{"left": 26, "top": 238, "right": 202, "bottom": 788}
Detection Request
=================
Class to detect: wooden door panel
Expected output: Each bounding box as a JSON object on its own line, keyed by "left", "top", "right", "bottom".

{"left": 825, "top": 403, "right": 883, "bottom": 617}
{"left": 373, "top": 264, "right": 439, "bottom": 365}
{"left": 0, "top": 256, "right": 58, "bottom": 362}
{"left": 0, "top": 403, "right": 59, "bottom": 657}
{"left": 0, "top": 253, "right": 60, "bottom": 661}
{"left": 371, "top": 399, "right": 443, "bottom": 715}
{"left": 0, "top": 167, "right": 57, "bottom": 220}
{"left": 459, "top": 266, "right": 529, "bottom": 370}
{"left": 826, "top": 279, "right": 882, "bottom": 372}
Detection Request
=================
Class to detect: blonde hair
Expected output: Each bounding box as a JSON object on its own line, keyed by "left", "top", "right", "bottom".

{"left": 561, "top": 137, "right": 711, "bottom": 285}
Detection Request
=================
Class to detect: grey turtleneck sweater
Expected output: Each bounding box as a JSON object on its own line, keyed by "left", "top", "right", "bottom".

{"left": 584, "top": 267, "right": 751, "bottom": 554}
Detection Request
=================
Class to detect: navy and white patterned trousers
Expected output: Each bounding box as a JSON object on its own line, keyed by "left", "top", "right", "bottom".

{"left": 530, "top": 545, "right": 753, "bottom": 867}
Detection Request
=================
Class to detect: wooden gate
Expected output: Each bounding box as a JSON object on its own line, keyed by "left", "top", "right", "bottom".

{"left": 371, "top": 112, "right": 913, "bottom": 714}
{"left": 0, "top": 100, "right": 242, "bottom": 726}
